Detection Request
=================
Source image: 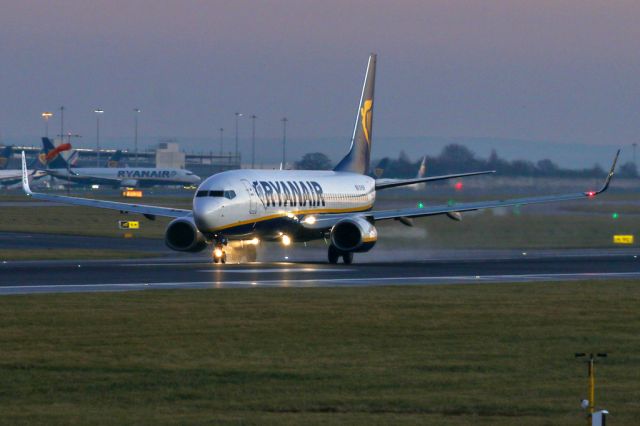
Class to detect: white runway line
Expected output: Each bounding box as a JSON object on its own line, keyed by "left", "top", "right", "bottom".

{"left": 1, "top": 271, "right": 639, "bottom": 295}
{"left": 197, "top": 268, "right": 354, "bottom": 273}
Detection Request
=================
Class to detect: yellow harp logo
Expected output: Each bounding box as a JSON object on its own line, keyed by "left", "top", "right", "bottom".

{"left": 360, "top": 99, "right": 373, "bottom": 145}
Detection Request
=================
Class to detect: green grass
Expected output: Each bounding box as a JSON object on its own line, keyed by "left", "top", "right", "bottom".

{"left": 378, "top": 210, "right": 639, "bottom": 249}
{"left": 1, "top": 192, "right": 638, "bottom": 248}
{"left": 0, "top": 249, "right": 161, "bottom": 261}
{"left": 0, "top": 281, "right": 639, "bottom": 424}
{"left": 0, "top": 206, "right": 171, "bottom": 238}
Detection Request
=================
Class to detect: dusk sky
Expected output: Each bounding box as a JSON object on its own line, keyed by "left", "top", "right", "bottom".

{"left": 2, "top": 1, "right": 639, "bottom": 164}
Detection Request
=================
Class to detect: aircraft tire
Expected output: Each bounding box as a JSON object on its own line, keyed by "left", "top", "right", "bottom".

{"left": 328, "top": 245, "right": 340, "bottom": 264}
{"left": 246, "top": 245, "right": 257, "bottom": 262}
{"left": 342, "top": 252, "right": 353, "bottom": 265}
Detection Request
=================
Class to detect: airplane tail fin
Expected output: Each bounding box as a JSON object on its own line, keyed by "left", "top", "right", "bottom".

{"left": 373, "top": 157, "right": 389, "bottom": 178}
{"left": 40, "top": 137, "right": 72, "bottom": 169}
{"left": 106, "top": 150, "right": 123, "bottom": 168}
{"left": 334, "top": 53, "right": 376, "bottom": 175}
{"left": 0, "top": 146, "right": 12, "bottom": 169}
{"left": 416, "top": 156, "right": 427, "bottom": 179}
{"left": 68, "top": 151, "right": 80, "bottom": 167}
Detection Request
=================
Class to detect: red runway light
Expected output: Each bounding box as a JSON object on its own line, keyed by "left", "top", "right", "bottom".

{"left": 454, "top": 181, "right": 463, "bottom": 191}
{"left": 586, "top": 191, "right": 596, "bottom": 197}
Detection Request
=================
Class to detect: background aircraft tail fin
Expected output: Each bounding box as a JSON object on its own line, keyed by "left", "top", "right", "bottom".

{"left": 416, "top": 156, "right": 427, "bottom": 179}
{"left": 40, "top": 137, "right": 72, "bottom": 169}
{"left": 106, "top": 150, "right": 123, "bottom": 167}
{"left": 334, "top": 53, "right": 376, "bottom": 175}
{"left": 373, "top": 157, "right": 389, "bottom": 178}
{"left": 0, "top": 145, "right": 12, "bottom": 169}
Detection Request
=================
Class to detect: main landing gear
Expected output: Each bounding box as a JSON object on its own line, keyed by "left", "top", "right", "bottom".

{"left": 328, "top": 245, "right": 353, "bottom": 264}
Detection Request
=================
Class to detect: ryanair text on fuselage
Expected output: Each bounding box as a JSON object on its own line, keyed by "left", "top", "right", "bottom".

{"left": 253, "top": 180, "right": 326, "bottom": 208}
{"left": 116, "top": 170, "right": 178, "bottom": 179}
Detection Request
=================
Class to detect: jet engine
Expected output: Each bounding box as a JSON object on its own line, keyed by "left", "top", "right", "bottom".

{"left": 330, "top": 217, "right": 377, "bottom": 252}
{"left": 165, "top": 217, "right": 208, "bottom": 252}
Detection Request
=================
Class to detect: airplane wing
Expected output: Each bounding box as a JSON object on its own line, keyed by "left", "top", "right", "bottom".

{"left": 21, "top": 152, "right": 190, "bottom": 219}
{"left": 307, "top": 150, "right": 619, "bottom": 229}
{"left": 375, "top": 170, "right": 495, "bottom": 190}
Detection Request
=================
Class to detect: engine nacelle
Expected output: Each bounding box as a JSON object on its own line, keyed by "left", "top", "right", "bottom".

{"left": 165, "top": 217, "right": 209, "bottom": 252}
{"left": 330, "top": 217, "right": 377, "bottom": 253}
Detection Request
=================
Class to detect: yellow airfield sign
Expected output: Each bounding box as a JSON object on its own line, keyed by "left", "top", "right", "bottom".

{"left": 118, "top": 221, "right": 140, "bottom": 230}
{"left": 122, "top": 190, "right": 143, "bottom": 198}
{"left": 613, "top": 235, "right": 634, "bottom": 244}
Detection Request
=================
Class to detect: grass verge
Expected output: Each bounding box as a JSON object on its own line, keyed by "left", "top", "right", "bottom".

{"left": 0, "top": 280, "right": 638, "bottom": 424}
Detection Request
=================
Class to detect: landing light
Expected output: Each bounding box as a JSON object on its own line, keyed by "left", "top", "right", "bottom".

{"left": 213, "top": 248, "right": 223, "bottom": 258}
{"left": 281, "top": 234, "right": 291, "bottom": 246}
{"left": 249, "top": 237, "right": 260, "bottom": 245}
{"left": 304, "top": 216, "right": 316, "bottom": 225}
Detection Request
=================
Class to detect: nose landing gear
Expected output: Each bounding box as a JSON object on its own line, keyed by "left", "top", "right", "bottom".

{"left": 212, "top": 244, "right": 226, "bottom": 264}
{"left": 328, "top": 245, "right": 353, "bottom": 264}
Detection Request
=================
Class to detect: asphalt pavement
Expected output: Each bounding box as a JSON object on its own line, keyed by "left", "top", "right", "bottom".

{"left": 0, "top": 248, "right": 638, "bottom": 295}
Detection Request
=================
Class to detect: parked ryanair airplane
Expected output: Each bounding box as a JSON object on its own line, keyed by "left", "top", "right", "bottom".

{"left": 39, "top": 137, "right": 201, "bottom": 188}
{"left": 1, "top": 146, "right": 47, "bottom": 187}
{"left": 21, "top": 54, "right": 618, "bottom": 263}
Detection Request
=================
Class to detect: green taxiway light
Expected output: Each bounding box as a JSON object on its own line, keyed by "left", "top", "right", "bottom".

{"left": 612, "top": 212, "right": 619, "bottom": 219}
{"left": 417, "top": 201, "right": 424, "bottom": 209}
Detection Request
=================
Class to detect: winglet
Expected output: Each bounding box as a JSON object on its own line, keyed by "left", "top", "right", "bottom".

{"left": 586, "top": 149, "right": 620, "bottom": 196}
{"left": 21, "top": 151, "right": 33, "bottom": 195}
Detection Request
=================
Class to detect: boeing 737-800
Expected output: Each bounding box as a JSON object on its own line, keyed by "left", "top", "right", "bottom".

{"left": 21, "top": 54, "right": 618, "bottom": 263}
{"left": 39, "top": 138, "right": 201, "bottom": 188}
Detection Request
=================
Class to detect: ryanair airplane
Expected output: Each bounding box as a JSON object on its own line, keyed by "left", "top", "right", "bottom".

{"left": 39, "top": 137, "right": 201, "bottom": 188}
{"left": 21, "top": 54, "right": 619, "bottom": 263}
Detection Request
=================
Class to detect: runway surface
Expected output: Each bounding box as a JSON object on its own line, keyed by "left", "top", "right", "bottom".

{"left": 0, "top": 231, "right": 167, "bottom": 252}
{"left": 0, "top": 249, "right": 638, "bottom": 295}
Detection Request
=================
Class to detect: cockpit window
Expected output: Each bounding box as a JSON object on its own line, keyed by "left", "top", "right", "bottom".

{"left": 196, "top": 189, "right": 236, "bottom": 199}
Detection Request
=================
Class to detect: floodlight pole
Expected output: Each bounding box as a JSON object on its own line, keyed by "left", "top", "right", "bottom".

{"left": 59, "top": 106, "right": 65, "bottom": 143}
{"left": 41, "top": 112, "right": 53, "bottom": 138}
{"left": 133, "top": 108, "right": 141, "bottom": 167}
{"left": 234, "top": 112, "right": 243, "bottom": 166}
{"left": 250, "top": 114, "right": 257, "bottom": 169}
{"left": 219, "top": 127, "right": 224, "bottom": 156}
{"left": 281, "top": 117, "right": 288, "bottom": 168}
{"left": 94, "top": 109, "right": 104, "bottom": 167}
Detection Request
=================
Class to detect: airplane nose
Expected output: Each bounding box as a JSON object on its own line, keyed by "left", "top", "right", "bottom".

{"left": 193, "top": 198, "right": 223, "bottom": 232}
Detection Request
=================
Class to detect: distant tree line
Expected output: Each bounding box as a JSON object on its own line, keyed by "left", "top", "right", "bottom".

{"left": 294, "top": 144, "right": 638, "bottom": 178}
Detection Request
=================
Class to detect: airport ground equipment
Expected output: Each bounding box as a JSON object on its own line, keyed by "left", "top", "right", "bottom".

{"left": 576, "top": 352, "right": 608, "bottom": 425}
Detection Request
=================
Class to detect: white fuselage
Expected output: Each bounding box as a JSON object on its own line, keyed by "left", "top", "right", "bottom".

{"left": 193, "top": 169, "right": 376, "bottom": 240}
{"left": 48, "top": 167, "right": 201, "bottom": 187}
{"left": 0, "top": 169, "right": 46, "bottom": 186}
